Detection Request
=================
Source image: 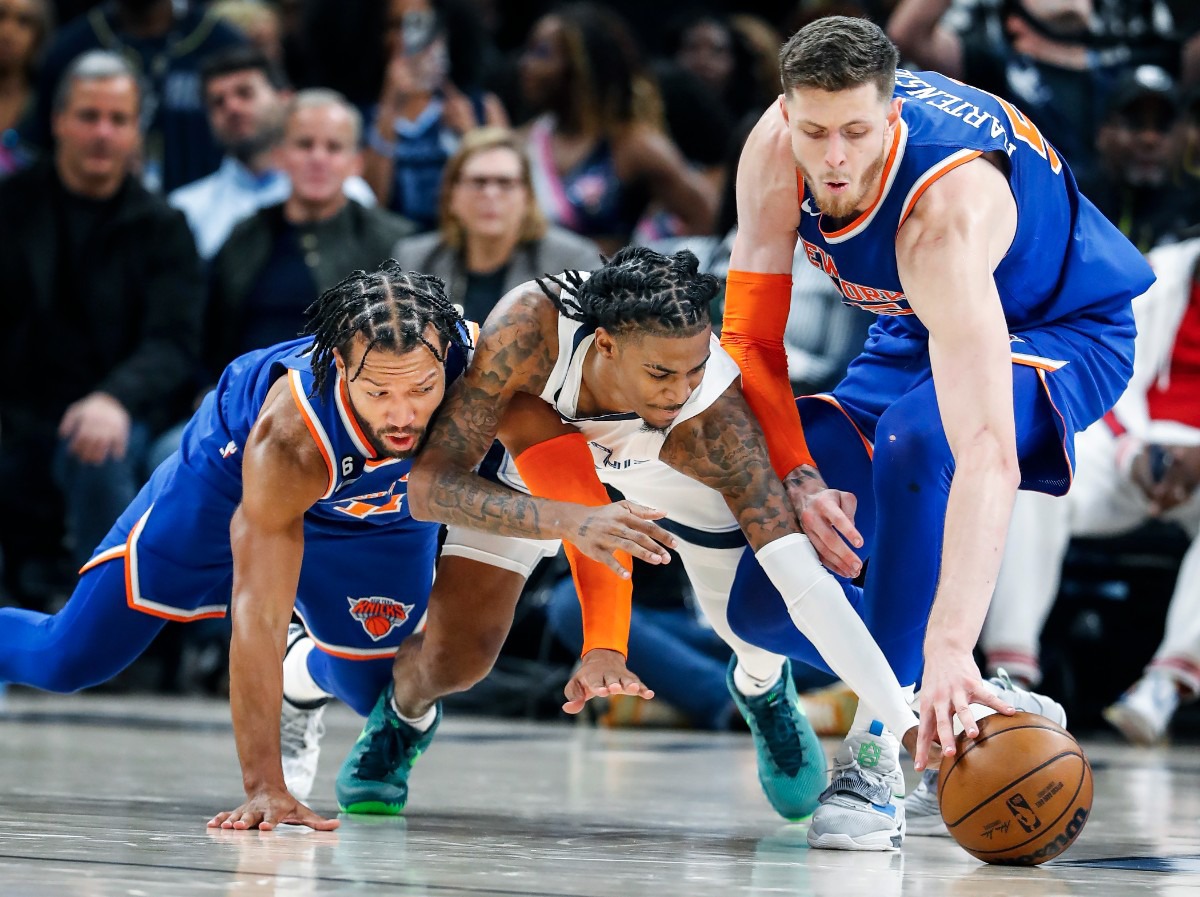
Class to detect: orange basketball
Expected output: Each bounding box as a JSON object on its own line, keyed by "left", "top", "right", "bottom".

{"left": 937, "top": 711, "right": 1093, "bottom": 865}
{"left": 363, "top": 615, "right": 391, "bottom": 638}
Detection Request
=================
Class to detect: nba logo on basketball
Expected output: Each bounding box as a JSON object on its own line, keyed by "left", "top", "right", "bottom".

{"left": 347, "top": 596, "right": 414, "bottom": 641}
{"left": 1005, "top": 793, "right": 1042, "bottom": 833}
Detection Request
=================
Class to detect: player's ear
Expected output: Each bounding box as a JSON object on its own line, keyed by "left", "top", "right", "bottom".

{"left": 332, "top": 346, "right": 346, "bottom": 374}
{"left": 593, "top": 327, "right": 618, "bottom": 359}
{"left": 886, "top": 97, "right": 902, "bottom": 127}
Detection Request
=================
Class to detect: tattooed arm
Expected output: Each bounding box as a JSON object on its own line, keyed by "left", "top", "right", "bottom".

{"left": 406, "top": 285, "right": 674, "bottom": 571}
{"left": 659, "top": 382, "right": 801, "bottom": 550}
{"left": 662, "top": 381, "right": 923, "bottom": 750}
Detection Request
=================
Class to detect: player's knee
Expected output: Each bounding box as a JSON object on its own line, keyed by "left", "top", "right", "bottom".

{"left": 40, "top": 647, "right": 109, "bottom": 693}
{"left": 873, "top": 412, "right": 954, "bottom": 483}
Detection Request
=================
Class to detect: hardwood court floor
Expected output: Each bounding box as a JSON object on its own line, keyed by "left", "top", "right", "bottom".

{"left": 2, "top": 690, "right": 1198, "bottom": 896}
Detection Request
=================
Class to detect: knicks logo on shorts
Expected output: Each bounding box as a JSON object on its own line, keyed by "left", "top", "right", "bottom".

{"left": 347, "top": 596, "right": 415, "bottom": 641}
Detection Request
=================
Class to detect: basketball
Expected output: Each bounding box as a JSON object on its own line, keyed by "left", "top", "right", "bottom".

{"left": 937, "top": 711, "right": 1093, "bottom": 865}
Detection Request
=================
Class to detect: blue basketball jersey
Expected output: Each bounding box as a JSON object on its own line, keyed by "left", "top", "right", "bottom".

{"left": 796, "top": 68, "right": 1154, "bottom": 331}
{"left": 177, "top": 336, "right": 453, "bottom": 537}
{"left": 82, "top": 334, "right": 470, "bottom": 656}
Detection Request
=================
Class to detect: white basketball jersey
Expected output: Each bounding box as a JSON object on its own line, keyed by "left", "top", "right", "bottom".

{"left": 494, "top": 307, "right": 746, "bottom": 542}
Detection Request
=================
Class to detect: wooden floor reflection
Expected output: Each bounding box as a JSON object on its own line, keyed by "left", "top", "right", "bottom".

{"left": 2, "top": 691, "right": 1198, "bottom": 896}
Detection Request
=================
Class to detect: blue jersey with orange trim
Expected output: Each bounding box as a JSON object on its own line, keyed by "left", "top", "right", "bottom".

{"left": 796, "top": 68, "right": 1154, "bottom": 330}
{"left": 176, "top": 336, "right": 461, "bottom": 536}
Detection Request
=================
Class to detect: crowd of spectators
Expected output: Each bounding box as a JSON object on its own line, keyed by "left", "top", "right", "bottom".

{"left": 2, "top": 0, "right": 1199, "bottom": 741}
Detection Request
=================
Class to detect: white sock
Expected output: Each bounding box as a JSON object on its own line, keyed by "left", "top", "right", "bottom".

{"left": 850, "top": 684, "right": 916, "bottom": 736}
{"left": 392, "top": 695, "right": 437, "bottom": 732}
{"left": 733, "top": 661, "right": 783, "bottom": 697}
{"left": 282, "top": 637, "right": 332, "bottom": 706}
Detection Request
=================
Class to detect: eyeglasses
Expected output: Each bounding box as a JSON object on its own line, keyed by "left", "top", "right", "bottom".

{"left": 458, "top": 175, "right": 523, "bottom": 192}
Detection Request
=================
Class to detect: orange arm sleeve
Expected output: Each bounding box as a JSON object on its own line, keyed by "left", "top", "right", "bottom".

{"left": 513, "top": 433, "right": 632, "bottom": 658}
{"left": 719, "top": 270, "right": 815, "bottom": 477}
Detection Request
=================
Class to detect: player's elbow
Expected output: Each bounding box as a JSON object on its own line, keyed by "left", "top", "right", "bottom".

{"left": 405, "top": 462, "right": 437, "bottom": 522}
{"left": 958, "top": 429, "right": 1021, "bottom": 490}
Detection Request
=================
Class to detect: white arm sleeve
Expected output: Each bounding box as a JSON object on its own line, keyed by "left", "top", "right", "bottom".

{"left": 756, "top": 533, "right": 919, "bottom": 739}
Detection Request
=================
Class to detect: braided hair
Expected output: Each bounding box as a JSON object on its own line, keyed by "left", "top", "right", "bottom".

{"left": 304, "top": 260, "right": 470, "bottom": 396}
{"left": 539, "top": 246, "right": 717, "bottom": 338}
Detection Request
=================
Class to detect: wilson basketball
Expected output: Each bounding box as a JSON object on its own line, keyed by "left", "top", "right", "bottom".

{"left": 938, "top": 711, "right": 1093, "bottom": 865}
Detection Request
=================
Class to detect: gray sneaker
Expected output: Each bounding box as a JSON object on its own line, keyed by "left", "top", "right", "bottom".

{"left": 904, "top": 769, "right": 950, "bottom": 837}
{"left": 807, "top": 724, "right": 905, "bottom": 851}
{"left": 989, "top": 669, "right": 1067, "bottom": 727}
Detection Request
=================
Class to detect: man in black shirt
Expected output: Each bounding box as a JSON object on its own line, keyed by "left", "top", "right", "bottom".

{"left": 0, "top": 50, "right": 203, "bottom": 601}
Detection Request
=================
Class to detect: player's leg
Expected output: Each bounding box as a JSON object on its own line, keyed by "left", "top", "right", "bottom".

{"left": 0, "top": 559, "right": 168, "bottom": 691}
{"left": 333, "top": 530, "right": 548, "bottom": 814}
{"left": 673, "top": 537, "right": 828, "bottom": 821}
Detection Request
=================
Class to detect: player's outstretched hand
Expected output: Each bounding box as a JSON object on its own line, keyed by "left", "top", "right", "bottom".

{"left": 562, "top": 648, "right": 655, "bottom": 714}
{"left": 913, "top": 649, "right": 1015, "bottom": 772}
{"left": 207, "top": 788, "right": 340, "bottom": 832}
{"left": 564, "top": 501, "right": 677, "bottom": 576}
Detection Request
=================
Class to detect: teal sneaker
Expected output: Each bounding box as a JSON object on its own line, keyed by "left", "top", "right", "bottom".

{"left": 727, "top": 658, "right": 827, "bottom": 820}
{"left": 335, "top": 684, "right": 441, "bottom": 815}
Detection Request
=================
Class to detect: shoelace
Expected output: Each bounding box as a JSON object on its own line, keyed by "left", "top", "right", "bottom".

{"left": 753, "top": 689, "right": 807, "bottom": 776}
{"left": 281, "top": 707, "right": 320, "bottom": 755}
{"left": 354, "top": 718, "right": 415, "bottom": 782}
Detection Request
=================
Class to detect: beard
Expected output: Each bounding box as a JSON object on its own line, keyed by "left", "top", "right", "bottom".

{"left": 366, "top": 424, "right": 427, "bottom": 460}
{"left": 798, "top": 142, "right": 888, "bottom": 223}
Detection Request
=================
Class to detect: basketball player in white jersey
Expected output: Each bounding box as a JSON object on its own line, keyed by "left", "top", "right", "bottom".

{"left": 346, "top": 246, "right": 932, "bottom": 836}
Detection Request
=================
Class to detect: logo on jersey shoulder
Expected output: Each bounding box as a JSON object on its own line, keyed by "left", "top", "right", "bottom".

{"left": 220, "top": 440, "right": 238, "bottom": 459}
{"left": 348, "top": 595, "right": 415, "bottom": 641}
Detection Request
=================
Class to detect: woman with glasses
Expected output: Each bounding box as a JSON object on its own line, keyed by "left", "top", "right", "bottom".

{"left": 392, "top": 127, "right": 601, "bottom": 324}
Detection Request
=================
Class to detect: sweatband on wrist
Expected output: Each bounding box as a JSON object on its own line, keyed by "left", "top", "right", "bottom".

{"left": 755, "top": 533, "right": 919, "bottom": 738}
{"left": 514, "top": 433, "right": 632, "bottom": 657}
{"left": 720, "top": 270, "right": 815, "bottom": 476}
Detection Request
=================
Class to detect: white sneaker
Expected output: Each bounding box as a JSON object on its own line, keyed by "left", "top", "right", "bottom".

{"left": 807, "top": 725, "right": 905, "bottom": 851}
{"left": 987, "top": 669, "right": 1067, "bottom": 727}
{"left": 904, "top": 769, "right": 950, "bottom": 837}
{"left": 1103, "top": 674, "right": 1178, "bottom": 746}
{"left": 280, "top": 625, "right": 328, "bottom": 801}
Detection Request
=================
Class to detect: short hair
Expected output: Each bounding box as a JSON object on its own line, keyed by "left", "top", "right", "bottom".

{"left": 438, "top": 127, "right": 547, "bottom": 250}
{"left": 779, "top": 16, "right": 898, "bottom": 101}
{"left": 199, "top": 44, "right": 289, "bottom": 94}
{"left": 285, "top": 87, "right": 362, "bottom": 147}
{"left": 304, "top": 260, "right": 470, "bottom": 396}
{"left": 52, "top": 50, "right": 139, "bottom": 115}
{"left": 540, "top": 246, "right": 717, "bottom": 338}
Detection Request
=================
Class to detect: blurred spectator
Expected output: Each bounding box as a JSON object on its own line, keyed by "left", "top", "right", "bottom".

{"left": 391, "top": 126, "right": 599, "bottom": 324}
{"left": 888, "top": 0, "right": 1136, "bottom": 183}
{"left": 211, "top": 0, "right": 283, "bottom": 68}
{"left": 205, "top": 89, "right": 415, "bottom": 378}
{"left": 1079, "top": 64, "right": 1192, "bottom": 251}
{"left": 0, "top": 51, "right": 203, "bottom": 591}
{"left": 519, "top": 2, "right": 716, "bottom": 254}
{"left": 982, "top": 234, "right": 1200, "bottom": 744}
{"left": 0, "top": 0, "right": 50, "bottom": 175}
{"left": 361, "top": 0, "right": 508, "bottom": 230}
{"left": 30, "top": 0, "right": 246, "bottom": 193}
{"left": 168, "top": 45, "right": 375, "bottom": 260}
{"left": 1176, "top": 84, "right": 1200, "bottom": 217}
{"left": 656, "top": 13, "right": 781, "bottom": 175}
